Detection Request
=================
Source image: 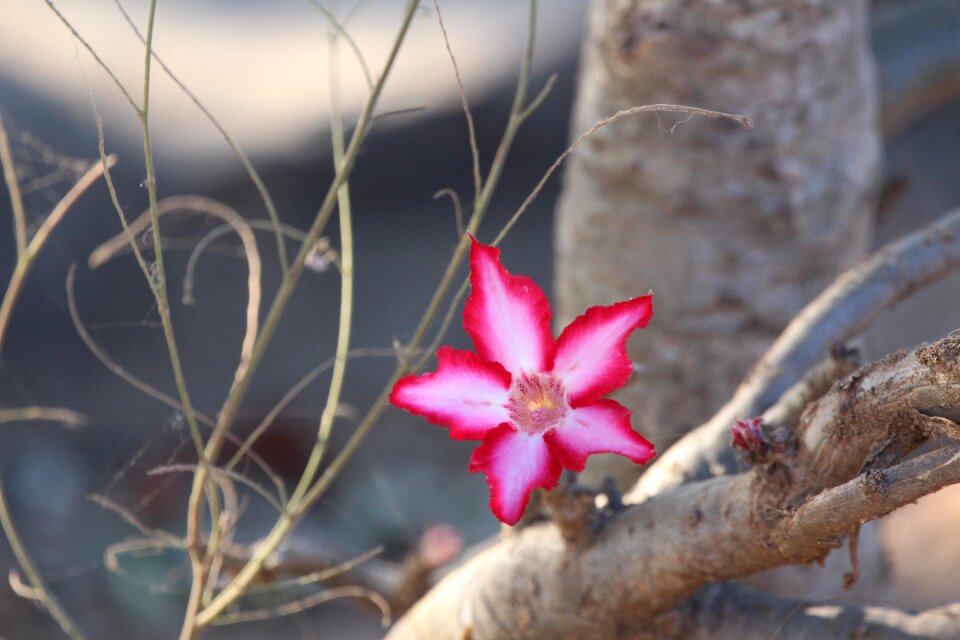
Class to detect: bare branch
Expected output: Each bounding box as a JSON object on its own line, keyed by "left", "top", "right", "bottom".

{"left": 217, "top": 525, "right": 462, "bottom": 620}
{"left": 0, "top": 407, "right": 87, "bottom": 428}
{"left": 432, "top": 0, "right": 482, "bottom": 207}
{"left": 211, "top": 585, "right": 390, "bottom": 627}
{"left": 147, "top": 464, "right": 283, "bottom": 514}
{"left": 88, "top": 495, "right": 182, "bottom": 547}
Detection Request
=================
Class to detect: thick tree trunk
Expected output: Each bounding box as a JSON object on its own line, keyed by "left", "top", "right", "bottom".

{"left": 554, "top": 0, "right": 881, "bottom": 488}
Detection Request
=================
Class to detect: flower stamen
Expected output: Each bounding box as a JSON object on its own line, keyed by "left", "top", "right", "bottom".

{"left": 508, "top": 374, "right": 568, "bottom": 434}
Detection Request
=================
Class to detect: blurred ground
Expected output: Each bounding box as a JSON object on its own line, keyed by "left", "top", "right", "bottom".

{"left": 0, "top": 1, "right": 959, "bottom": 638}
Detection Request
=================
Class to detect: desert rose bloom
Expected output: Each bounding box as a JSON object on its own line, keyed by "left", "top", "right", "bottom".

{"left": 390, "top": 237, "right": 656, "bottom": 524}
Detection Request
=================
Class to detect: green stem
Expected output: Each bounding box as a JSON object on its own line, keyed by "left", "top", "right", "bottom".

{"left": 0, "top": 87, "right": 98, "bottom": 640}
{"left": 0, "top": 260, "right": 28, "bottom": 359}
{"left": 185, "top": 1, "right": 420, "bottom": 630}
{"left": 0, "top": 110, "right": 26, "bottom": 257}
{"left": 0, "top": 478, "right": 86, "bottom": 640}
{"left": 289, "top": 22, "right": 355, "bottom": 507}
{"left": 0, "top": 407, "right": 87, "bottom": 427}
{"left": 108, "top": 0, "right": 289, "bottom": 276}
{"left": 136, "top": 0, "right": 204, "bottom": 457}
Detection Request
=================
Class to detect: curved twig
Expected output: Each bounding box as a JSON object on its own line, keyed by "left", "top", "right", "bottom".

{"left": 211, "top": 585, "right": 390, "bottom": 627}
{"left": 0, "top": 407, "right": 87, "bottom": 428}
{"left": 183, "top": 220, "right": 306, "bottom": 305}
{"left": 108, "top": 0, "right": 289, "bottom": 275}
{"left": 89, "top": 195, "right": 261, "bottom": 386}
{"left": 66, "top": 265, "right": 287, "bottom": 502}
{"left": 148, "top": 464, "right": 283, "bottom": 514}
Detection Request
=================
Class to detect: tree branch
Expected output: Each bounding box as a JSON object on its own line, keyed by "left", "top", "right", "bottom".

{"left": 387, "top": 332, "right": 960, "bottom": 639}
{"left": 633, "top": 208, "right": 960, "bottom": 501}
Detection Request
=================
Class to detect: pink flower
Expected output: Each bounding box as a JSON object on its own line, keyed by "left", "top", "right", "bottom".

{"left": 390, "top": 238, "right": 656, "bottom": 524}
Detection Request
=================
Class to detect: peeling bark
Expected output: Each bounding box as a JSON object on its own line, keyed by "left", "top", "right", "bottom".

{"left": 555, "top": 0, "right": 880, "bottom": 488}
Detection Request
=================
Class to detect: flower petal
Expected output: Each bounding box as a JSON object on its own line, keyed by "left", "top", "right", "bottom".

{"left": 468, "top": 425, "right": 562, "bottom": 524}
{"left": 544, "top": 399, "right": 655, "bottom": 472}
{"left": 551, "top": 295, "right": 653, "bottom": 406}
{"left": 463, "top": 237, "right": 555, "bottom": 376}
{"left": 390, "top": 347, "right": 512, "bottom": 440}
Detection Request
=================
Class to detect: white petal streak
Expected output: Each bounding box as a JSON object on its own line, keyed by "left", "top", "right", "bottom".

{"left": 469, "top": 425, "right": 561, "bottom": 524}
{"left": 463, "top": 238, "right": 554, "bottom": 375}
{"left": 545, "top": 400, "right": 655, "bottom": 472}
{"left": 552, "top": 296, "right": 652, "bottom": 405}
{"left": 390, "top": 347, "right": 511, "bottom": 440}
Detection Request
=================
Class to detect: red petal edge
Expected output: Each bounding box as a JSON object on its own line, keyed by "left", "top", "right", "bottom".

{"left": 468, "top": 424, "right": 562, "bottom": 525}
{"left": 463, "top": 236, "right": 555, "bottom": 376}
{"left": 552, "top": 294, "right": 653, "bottom": 407}
{"left": 544, "top": 399, "right": 655, "bottom": 472}
{"left": 389, "top": 346, "right": 512, "bottom": 441}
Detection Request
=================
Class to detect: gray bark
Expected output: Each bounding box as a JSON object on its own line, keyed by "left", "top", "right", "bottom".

{"left": 554, "top": 0, "right": 881, "bottom": 487}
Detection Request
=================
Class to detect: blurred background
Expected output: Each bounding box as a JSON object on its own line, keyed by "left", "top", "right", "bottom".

{"left": 0, "top": 0, "right": 959, "bottom": 638}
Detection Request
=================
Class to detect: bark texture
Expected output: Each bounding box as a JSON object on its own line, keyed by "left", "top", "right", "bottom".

{"left": 633, "top": 208, "right": 960, "bottom": 499}
{"left": 554, "top": 0, "right": 881, "bottom": 485}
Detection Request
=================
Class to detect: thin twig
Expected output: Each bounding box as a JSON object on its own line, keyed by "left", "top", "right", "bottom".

{"left": 0, "top": 407, "right": 87, "bottom": 428}
{"left": 225, "top": 348, "right": 402, "bottom": 474}
{"left": 103, "top": 536, "right": 180, "bottom": 579}
{"left": 0, "top": 109, "right": 27, "bottom": 257}
{"left": 493, "top": 103, "right": 752, "bottom": 246}
{"left": 188, "top": 1, "right": 421, "bottom": 629}
{"left": 432, "top": 0, "right": 482, "bottom": 206}
{"left": 304, "top": 0, "right": 374, "bottom": 89}
{"left": 89, "top": 195, "right": 262, "bottom": 386}
{"left": 148, "top": 464, "right": 283, "bottom": 514}
{"left": 108, "top": 0, "right": 289, "bottom": 275}
{"left": 31, "top": 158, "right": 117, "bottom": 256}
{"left": 245, "top": 545, "right": 384, "bottom": 594}
{"left": 88, "top": 494, "right": 183, "bottom": 547}
{"left": 433, "top": 189, "right": 465, "bottom": 238}
{"left": 287, "top": 17, "right": 359, "bottom": 509}
{"left": 43, "top": 1, "right": 140, "bottom": 112}
{"left": 183, "top": 220, "right": 307, "bottom": 305}
{"left": 211, "top": 585, "right": 390, "bottom": 626}
{"left": 0, "top": 478, "right": 87, "bottom": 640}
